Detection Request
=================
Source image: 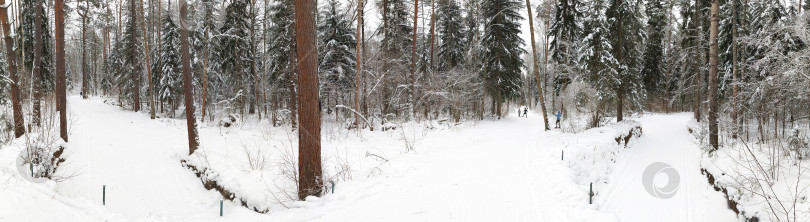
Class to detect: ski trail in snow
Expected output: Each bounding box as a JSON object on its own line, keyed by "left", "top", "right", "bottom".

{"left": 273, "top": 112, "right": 616, "bottom": 222}
{"left": 56, "top": 96, "right": 223, "bottom": 220}
{"left": 598, "top": 113, "right": 738, "bottom": 222}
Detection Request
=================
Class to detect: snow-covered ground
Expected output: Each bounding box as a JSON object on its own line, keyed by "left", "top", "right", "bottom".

{"left": 0, "top": 97, "right": 747, "bottom": 221}
{"left": 702, "top": 123, "right": 810, "bottom": 222}
{"left": 597, "top": 114, "right": 738, "bottom": 222}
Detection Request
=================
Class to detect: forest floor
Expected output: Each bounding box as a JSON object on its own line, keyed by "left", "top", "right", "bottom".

{"left": 0, "top": 96, "right": 742, "bottom": 221}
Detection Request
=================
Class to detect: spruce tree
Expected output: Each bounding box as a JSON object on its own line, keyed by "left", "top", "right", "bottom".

{"left": 218, "top": 0, "right": 253, "bottom": 112}
{"left": 19, "top": 0, "right": 54, "bottom": 92}
{"left": 641, "top": 0, "right": 666, "bottom": 95}
{"left": 267, "top": 0, "right": 295, "bottom": 106}
{"left": 549, "top": 0, "right": 582, "bottom": 66}
{"left": 318, "top": 0, "right": 356, "bottom": 93}
{"left": 606, "top": 0, "right": 645, "bottom": 121}
{"left": 482, "top": 0, "right": 526, "bottom": 118}
{"left": 437, "top": 0, "right": 466, "bottom": 71}
{"left": 111, "top": 2, "right": 143, "bottom": 107}
{"left": 157, "top": 13, "right": 183, "bottom": 114}
{"left": 580, "top": 0, "right": 618, "bottom": 103}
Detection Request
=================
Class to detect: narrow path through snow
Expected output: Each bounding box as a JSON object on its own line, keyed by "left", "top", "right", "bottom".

{"left": 58, "top": 96, "right": 224, "bottom": 220}
{"left": 598, "top": 113, "right": 738, "bottom": 222}
{"left": 268, "top": 113, "right": 616, "bottom": 222}
{"left": 25, "top": 97, "right": 740, "bottom": 221}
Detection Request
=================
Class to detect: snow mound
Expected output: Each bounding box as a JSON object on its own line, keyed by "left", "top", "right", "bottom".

{"left": 565, "top": 120, "right": 643, "bottom": 185}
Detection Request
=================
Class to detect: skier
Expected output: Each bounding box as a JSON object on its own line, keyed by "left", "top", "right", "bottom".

{"left": 523, "top": 108, "right": 528, "bottom": 118}
{"left": 518, "top": 108, "right": 522, "bottom": 117}
{"left": 555, "top": 110, "right": 562, "bottom": 128}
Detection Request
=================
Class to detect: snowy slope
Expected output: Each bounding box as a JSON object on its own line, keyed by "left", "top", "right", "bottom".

{"left": 0, "top": 97, "right": 743, "bottom": 221}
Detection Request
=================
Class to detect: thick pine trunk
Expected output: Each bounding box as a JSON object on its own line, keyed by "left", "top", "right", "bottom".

{"left": 526, "top": 0, "right": 550, "bottom": 130}
{"left": 180, "top": 0, "right": 200, "bottom": 154}
{"left": 709, "top": 0, "right": 719, "bottom": 150}
{"left": 0, "top": 1, "right": 25, "bottom": 138}
{"left": 56, "top": 0, "right": 68, "bottom": 141}
{"left": 293, "top": 0, "right": 322, "bottom": 200}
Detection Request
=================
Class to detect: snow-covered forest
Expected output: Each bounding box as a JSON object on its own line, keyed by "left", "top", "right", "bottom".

{"left": 0, "top": 0, "right": 809, "bottom": 221}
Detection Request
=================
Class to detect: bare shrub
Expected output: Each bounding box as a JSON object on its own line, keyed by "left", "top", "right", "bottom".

{"left": 241, "top": 142, "right": 271, "bottom": 171}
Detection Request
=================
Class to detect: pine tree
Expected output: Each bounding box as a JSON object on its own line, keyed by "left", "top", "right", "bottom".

{"left": 179, "top": 0, "right": 200, "bottom": 154}
{"left": 708, "top": 0, "right": 719, "bottom": 150}
{"left": 606, "top": 0, "right": 645, "bottom": 122}
{"left": 482, "top": 0, "right": 526, "bottom": 118}
{"left": 641, "top": 0, "right": 666, "bottom": 96}
{"left": 0, "top": 0, "right": 25, "bottom": 137}
{"left": 293, "top": 0, "right": 323, "bottom": 200}
{"left": 437, "top": 0, "right": 466, "bottom": 71}
{"left": 318, "top": 0, "right": 356, "bottom": 93}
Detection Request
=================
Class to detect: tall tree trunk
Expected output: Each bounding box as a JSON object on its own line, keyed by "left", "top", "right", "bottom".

{"left": 709, "top": 0, "right": 719, "bottom": 150}
{"left": 665, "top": 0, "right": 673, "bottom": 113}
{"left": 361, "top": 16, "right": 369, "bottom": 127}
{"left": 131, "top": 0, "right": 141, "bottom": 112}
{"left": 139, "top": 0, "right": 155, "bottom": 118}
{"left": 179, "top": 0, "right": 200, "bottom": 154}
{"left": 0, "top": 0, "right": 25, "bottom": 138}
{"left": 158, "top": 0, "right": 164, "bottom": 114}
{"left": 731, "top": 0, "right": 739, "bottom": 139}
{"left": 202, "top": 15, "right": 209, "bottom": 122}
{"left": 293, "top": 0, "right": 322, "bottom": 200}
{"left": 410, "top": 0, "right": 419, "bottom": 120}
{"left": 250, "top": 0, "right": 259, "bottom": 118}
{"left": 544, "top": 4, "right": 550, "bottom": 95}
{"left": 526, "top": 0, "right": 549, "bottom": 130}
{"left": 79, "top": 1, "right": 88, "bottom": 99}
{"left": 289, "top": 17, "right": 298, "bottom": 129}
{"left": 354, "top": 0, "right": 363, "bottom": 130}
{"left": 693, "top": 0, "right": 701, "bottom": 122}
{"left": 55, "top": 0, "right": 67, "bottom": 141}
{"left": 616, "top": 3, "right": 624, "bottom": 122}
{"left": 33, "top": 0, "right": 44, "bottom": 126}
{"left": 430, "top": 0, "right": 435, "bottom": 70}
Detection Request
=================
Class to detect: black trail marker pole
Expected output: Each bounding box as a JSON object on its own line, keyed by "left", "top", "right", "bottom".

{"left": 589, "top": 183, "right": 593, "bottom": 204}
{"left": 102, "top": 185, "right": 106, "bottom": 206}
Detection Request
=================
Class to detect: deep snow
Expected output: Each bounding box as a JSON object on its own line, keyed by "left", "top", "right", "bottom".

{"left": 0, "top": 97, "right": 744, "bottom": 221}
